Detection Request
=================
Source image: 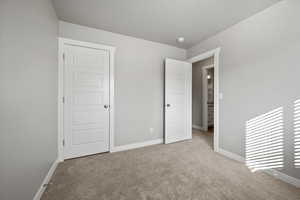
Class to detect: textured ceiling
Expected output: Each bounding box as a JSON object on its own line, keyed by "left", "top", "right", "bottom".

{"left": 53, "top": 0, "right": 281, "bottom": 49}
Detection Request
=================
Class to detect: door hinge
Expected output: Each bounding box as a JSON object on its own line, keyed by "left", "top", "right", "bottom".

{"left": 62, "top": 96, "right": 65, "bottom": 104}
{"left": 62, "top": 52, "right": 65, "bottom": 60}
{"left": 62, "top": 139, "right": 65, "bottom": 147}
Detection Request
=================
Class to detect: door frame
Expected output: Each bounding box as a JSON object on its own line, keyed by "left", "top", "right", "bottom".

{"left": 202, "top": 64, "right": 214, "bottom": 132}
{"left": 58, "top": 38, "right": 116, "bottom": 161}
{"left": 187, "top": 47, "right": 221, "bottom": 152}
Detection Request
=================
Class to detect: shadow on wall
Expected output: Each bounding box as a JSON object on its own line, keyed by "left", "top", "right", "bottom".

{"left": 245, "top": 99, "right": 300, "bottom": 172}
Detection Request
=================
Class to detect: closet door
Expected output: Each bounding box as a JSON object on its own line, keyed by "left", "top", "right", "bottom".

{"left": 64, "top": 44, "right": 110, "bottom": 159}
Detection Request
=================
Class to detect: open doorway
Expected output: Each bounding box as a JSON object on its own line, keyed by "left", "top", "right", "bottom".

{"left": 164, "top": 48, "right": 220, "bottom": 151}
{"left": 192, "top": 57, "right": 214, "bottom": 149}
{"left": 188, "top": 48, "right": 220, "bottom": 152}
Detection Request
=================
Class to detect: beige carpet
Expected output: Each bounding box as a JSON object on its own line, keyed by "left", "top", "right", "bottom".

{"left": 42, "top": 130, "right": 300, "bottom": 200}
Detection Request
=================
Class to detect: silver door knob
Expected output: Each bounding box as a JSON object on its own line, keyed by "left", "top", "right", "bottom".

{"left": 166, "top": 104, "right": 171, "bottom": 107}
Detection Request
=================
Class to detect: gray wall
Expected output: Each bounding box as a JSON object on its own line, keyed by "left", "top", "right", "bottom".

{"left": 192, "top": 57, "right": 213, "bottom": 127}
{"left": 0, "top": 0, "right": 58, "bottom": 199}
{"left": 59, "top": 21, "right": 186, "bottom": 146}
{"left": 188, "top": 0, "right": 300, "bottom": 179}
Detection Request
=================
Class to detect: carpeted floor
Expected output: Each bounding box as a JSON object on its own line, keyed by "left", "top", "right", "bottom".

{"left": 42, "top": 130, "right": 300, "bottom": 200}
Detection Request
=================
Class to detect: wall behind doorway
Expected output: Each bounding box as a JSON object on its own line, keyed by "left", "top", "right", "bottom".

{"left": 207, "top": 68, "right": 215, "bottom": 127}
{"left": 192, "top": 57, "right": 214, "bottom": 128}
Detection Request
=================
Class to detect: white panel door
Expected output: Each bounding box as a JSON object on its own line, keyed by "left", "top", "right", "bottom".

{"left": 165, "top": 58, "right": 192, "bottom": 144}
{"left": 64, "top": 44, "right": 110, "bottom": 159}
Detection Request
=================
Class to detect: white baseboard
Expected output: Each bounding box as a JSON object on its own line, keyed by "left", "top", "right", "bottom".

{"left": 264, "top": 169, "right": 300, "bottom": 188}
{"left": 192, "top": 125, "right": 206, "bottom": 131}
{"left": 111, "top": 138, "right": 163, "bottom": 153}
{"left": 217, "top": 148, "right": 300, "bottom": 188}
{"left": 33, "top": 159, "right": 59, "bottom": 200}
{"left": 218, "top": 148, "right": 245, "bottom": 163}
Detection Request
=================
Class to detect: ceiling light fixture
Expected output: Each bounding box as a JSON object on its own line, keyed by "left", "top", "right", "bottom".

{"left": 177, "top": 37, "right": 185, "bottom": 43}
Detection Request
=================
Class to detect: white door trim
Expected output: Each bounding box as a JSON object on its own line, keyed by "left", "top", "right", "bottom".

{"left": 58, "top": 38, "right": 116, "bottom": 161}
{"left": 202, "top": 64, "right": 214, "bottom": 131}
{"left": 187, "top": 47, "right": 221, "bottom": 152}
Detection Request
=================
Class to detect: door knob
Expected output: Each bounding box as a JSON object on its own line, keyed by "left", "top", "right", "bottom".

{"left": 166, "top": 104, "right": 171, "bottom": 107}
{"left": 104, "top": 104, "right": 109, "bottom": 109}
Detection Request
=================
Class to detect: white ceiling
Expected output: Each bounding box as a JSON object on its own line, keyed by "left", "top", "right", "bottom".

{"left": 53, "top": 0, "right": 281, "bottom": 49}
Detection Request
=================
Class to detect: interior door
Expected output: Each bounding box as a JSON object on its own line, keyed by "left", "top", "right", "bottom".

{"left": 165, "top": 58, "right": 192, "bottom": 144}
{"left": 64, "top": 44, "right": 110, "bottom": 159}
